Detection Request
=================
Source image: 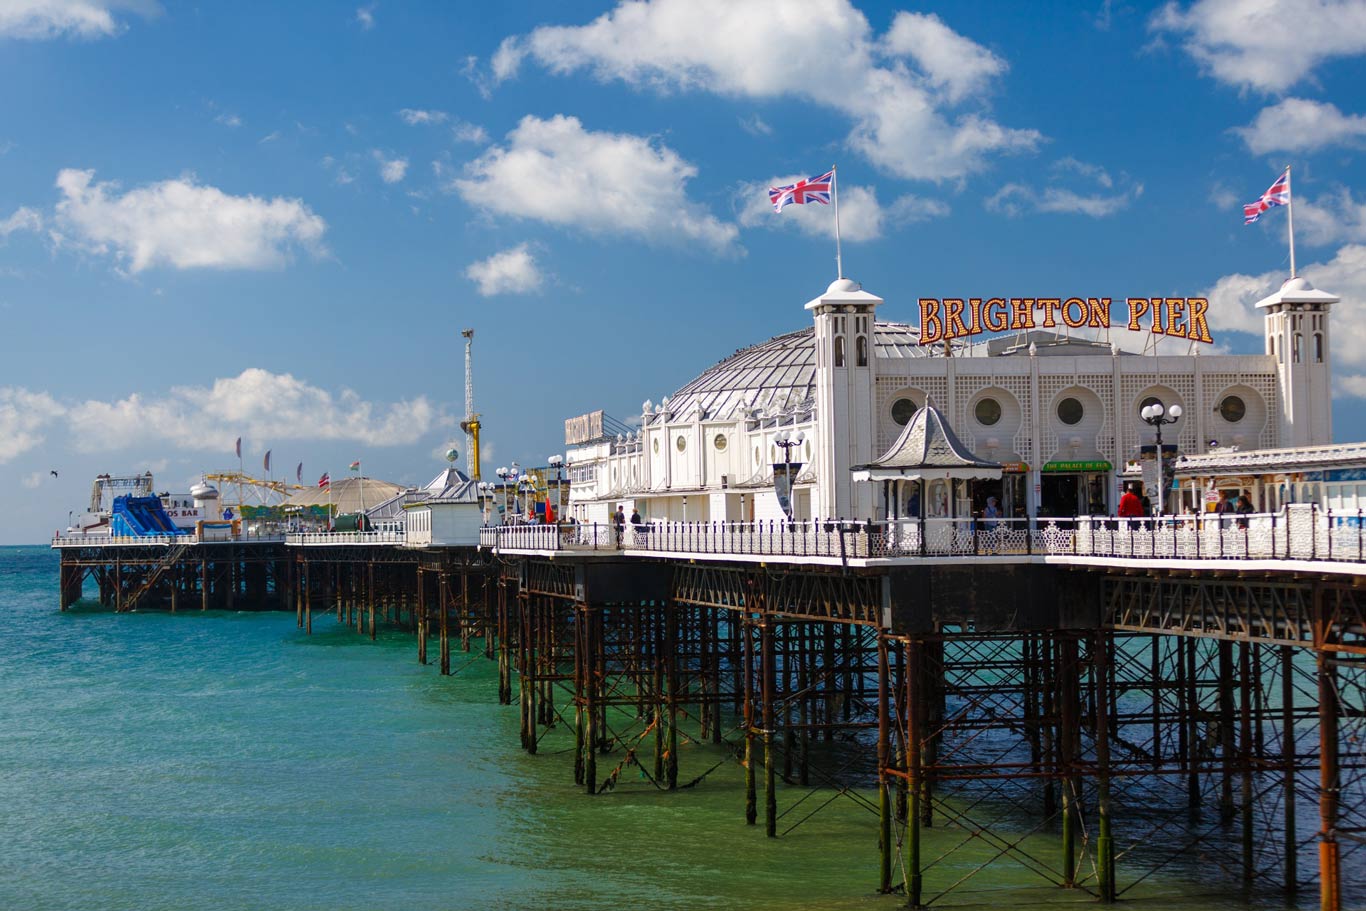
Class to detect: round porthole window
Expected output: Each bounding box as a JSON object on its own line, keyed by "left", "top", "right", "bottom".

{"left": 676, "top": 435, "right": 687, "bottom": 452}
{"left": 714, "top": 434, "right": 728, "bottom": 451}
{"left": 974, "top": 398, "right": 1002, "bottom": 426}
{"left": 1057, "top": 397, "right": 1084, "bottom": 425}
{"left": 1219, "top": 395, "right": 1246, "bottom": 423}
{"left": 652, "top": 438, "right": 659, "bottom": 454}
{"left": 892, "top": 397, "right": 918, "bottom": 426}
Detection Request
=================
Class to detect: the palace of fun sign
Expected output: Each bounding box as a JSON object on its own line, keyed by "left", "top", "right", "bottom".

{"left": 916, "top": 297, "right": 1215, "bottom": 346}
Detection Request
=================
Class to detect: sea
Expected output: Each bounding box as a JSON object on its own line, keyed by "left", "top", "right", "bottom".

{"left": 0, "top": 545, "right": 1356, "bottom": 910}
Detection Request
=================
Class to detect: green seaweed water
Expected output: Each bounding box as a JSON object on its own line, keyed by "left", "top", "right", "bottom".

{"left": 0, "top": 546, "right": 1352, "bottom": 910}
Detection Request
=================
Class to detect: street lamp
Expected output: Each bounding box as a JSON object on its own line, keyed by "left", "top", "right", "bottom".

{"left": 774, "top": 429, "right": 806, "bottom": 520}
{"left": 477, "top": 482, "right": 495, "bottom": 524}
{"left": 1140, "top": 401, "right": 1183, "bottom": 514}
{"left": 547, "top": 454, "right": 564, "bottom": 522}
{"left": 496, "top": 465, "right": 520, "bottom": 521}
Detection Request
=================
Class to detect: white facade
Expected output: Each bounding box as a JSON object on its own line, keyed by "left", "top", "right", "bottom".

{"left": 565, "top": 277, "right": 1338, "bottom": 521}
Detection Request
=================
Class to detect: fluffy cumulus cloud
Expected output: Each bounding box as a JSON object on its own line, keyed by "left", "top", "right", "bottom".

{"left": 1234, "top": 98, "right": 1366, "bottom": 154}
{"left": 453, "top": 114, "right": 738, "bottom": 252}
{"left": 465, "top": 244, "right": 544, "bottom": 296}
{"left": 1293, "top": 188, "right": 1366, "bottom": 247}
{"left": 1151, "top": 0, "right": 1366, "bottom": 92}
{"left": 0, "top": 0, "right": 154, "bottom": 39}
{"left": 373, "top": 152, "right": 408, "bottom": 183}
{"left": 1198, "top": 244, "right": 1366, "bottom": 395}
{"left": 985, "top": 158, "right": 1143, "bottom": 217}
{"left": 65, "top": 368, "right": 439, "bottom": 453}
{"left": 54, "top": 169, "right": 326, "bottom": 273}
{"left": 490, "top": 0, "right": 1039, "bottom": 181}
{"left": 738, "top": 178, "right": 947, "bottom": 242}
{"left": 0, "top": 388, "right": 64, "bottom": 463}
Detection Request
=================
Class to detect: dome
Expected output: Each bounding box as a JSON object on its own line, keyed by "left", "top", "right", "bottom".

{"left": 650, "top": 321, "right": 926, "bottom": 424}
{"left": 827, "top": 277, "right": 861, "bottom": 293}
{"left": 1281, "top": 276, "right": 1314, "bottom": 292}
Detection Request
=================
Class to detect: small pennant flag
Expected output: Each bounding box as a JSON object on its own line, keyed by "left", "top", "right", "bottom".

{"left": 349, "top": 460, "right": 361, "bottom": 471}
{"left": 296, "top": 462, "right": 303, "bottom": 483}
{"left": 263, "top": 450, "right": 272, "bottom": 473}
{"left": 235, "top": 437, "right": 242, "bottom": 459}
{"left": 318, "top": 473, "right": 330, "bottom": 489}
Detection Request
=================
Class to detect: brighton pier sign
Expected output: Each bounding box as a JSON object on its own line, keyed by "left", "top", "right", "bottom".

{"left": 917, "top": 297, "right": 1214, "bottom": 346}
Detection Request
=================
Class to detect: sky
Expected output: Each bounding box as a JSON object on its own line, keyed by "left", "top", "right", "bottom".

{"left": 3, "top": 0, "right": 1366, "bottom": 542}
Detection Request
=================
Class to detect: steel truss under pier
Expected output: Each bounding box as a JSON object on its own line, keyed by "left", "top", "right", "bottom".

{"left": 57, "top": 542, "right": 292, "bottom": 612}
{"left": 62, "top": 541, "right": 1366, "bottom": 910}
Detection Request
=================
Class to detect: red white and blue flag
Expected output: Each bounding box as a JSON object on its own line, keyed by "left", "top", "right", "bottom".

{"left": 318, "top": 473, "right": 330, "bottom": 489}
{"left": 769, "top": 170, "right": 834, "bottom": 213}
{"left": 1244, "top": 168, "right": 1290, "bottom": 224}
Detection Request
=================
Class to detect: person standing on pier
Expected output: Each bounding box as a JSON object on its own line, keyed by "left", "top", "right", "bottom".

{"left": 613, "top": 506, "right": 626, "bottom": 548}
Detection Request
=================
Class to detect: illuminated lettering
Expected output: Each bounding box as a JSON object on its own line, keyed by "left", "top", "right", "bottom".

{"left": 944, "top": 299, "right": 969, "bottom": 339}
{"left": 1166, "top": 297, "right": 1187, "bottom": 338}
{"left": 967, "top": 298, "right": 983, "bottom": 335}
{"left": 1187, "top": 298, "right": 1213, "bottom": 344}
{"left": 919, "top": 298, "right": 944, "bottom": 345}
{"left": 1036, "top": 298, "right": 1061, "bottom": 328}
{"left": 983, "top": 298, "right": 1009, "bottom": 333}
{"left": 1062, "top": 298, "right": 1087, "bottom": 329}
{"left": 1087, "top": 297, "right": 1108, "bottom": 327}
{"left": 1126, "top": 298, "right": 1151, "bottom": 331}
{"left": 1010, "top": 298, "right": 1035, "bottom": 331}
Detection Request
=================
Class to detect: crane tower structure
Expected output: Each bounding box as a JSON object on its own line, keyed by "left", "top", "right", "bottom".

{"left": 459, "top": 328, "right": 481, "bottom": 480}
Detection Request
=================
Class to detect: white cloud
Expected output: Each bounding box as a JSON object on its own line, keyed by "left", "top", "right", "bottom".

{"left": 53, "top": 169, "right": 326, "bottom": 273}
{"left": 1151, "top": 0, "right": 1366, "bottom": 92}
{"left": 881, "top": 11, "right": 1006, "bottom": 104}
{"left": 490, "top": 0, "right": 1039, "bottom": 181}
{"left": 738, "top": 114, "right": 772, "bottom": 137}
{"left": 374, "top": 152, "right": 408, "bottom": 183}
{"left": 739, "top": 178, "right": 947, "bottom": 242}
{"left": 1234, "top": 98, "right": 1366, "bottom": 154}
{"left": 354, "top": 3, "right": 375, "bottom": 29}
{"left": 65, "top": 368, "right": 439, "bottom": 452}
{"left": 452, "top": 121, "right": 489, "bottom": 144}
{"left": 398, "top": 108, "right": 448, "bottom": 126}
{"left": 22, "top": 471, "right": 47, "bottom": 489}
{"left": 465, "top": 244, "right": 544, "bottom": 296}
{"left": 0, "top": 0, "right": 154, "bottom": 40}
{"left": 1197, "top": 244, "right": 1366, "bottom": 394}
{"left": 214, "top": 112, "right": 242, "bottom": 128}
{"left": 0, "top": 206, "right": 42, "bottom": 239}
{"left": 1293, "top": 188, "right": 1366, "bottom": 246}
{"left": 0, "top": 388, "right": 64, "bottom": 463}
{"left": 986, "top": 158, "right": 1142, "bottom": 217}
{"left": 453, "top": 114, "right": 738, "bottom": 252}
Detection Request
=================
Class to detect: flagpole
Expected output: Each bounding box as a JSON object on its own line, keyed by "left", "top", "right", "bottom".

{"left": 832, "top": 164, "right": 844, "bottom": 280}
{"left": 1286, "top": 164, "right": 1296, "bottom": 279}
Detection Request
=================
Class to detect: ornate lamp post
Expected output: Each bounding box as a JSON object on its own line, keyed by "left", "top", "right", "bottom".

{"left": 773, "top": 429, "right": 805, "bottom": 520}
{"left": 477, "top": 482, "right": 494, "bottom": 524}
{"left": 1140, "top": 401, "right": 1183, "bottom": 514}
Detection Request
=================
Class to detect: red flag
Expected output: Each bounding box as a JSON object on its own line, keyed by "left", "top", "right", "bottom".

{"left": 318, "top": 473, "right": 330, "bottom": 488}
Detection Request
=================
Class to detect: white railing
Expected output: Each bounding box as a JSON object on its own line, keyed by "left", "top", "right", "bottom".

{"left": 285, "top": 531, "right": 407, "bottom": 546}
{"left": 51, "top": 532, "right": 186, "bottom": 548}
{"left": 476, "top": 505, "right": 1366, "bottom": 566}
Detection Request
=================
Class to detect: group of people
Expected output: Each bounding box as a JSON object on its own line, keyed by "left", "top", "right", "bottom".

{"left": 1118, "top": 483, "right": 1256, "bottom": 525}
{"left": 611, "top": 506, "right": 645, "bottom": 547}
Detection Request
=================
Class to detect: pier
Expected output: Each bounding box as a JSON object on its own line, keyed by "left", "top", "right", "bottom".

{"left": 54, "top": 510, "right": 1366, "bottom": 910}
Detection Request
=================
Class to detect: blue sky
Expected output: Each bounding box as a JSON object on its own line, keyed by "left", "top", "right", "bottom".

{"left": 3, "top": 0, "right": 1366, "bottom": 542}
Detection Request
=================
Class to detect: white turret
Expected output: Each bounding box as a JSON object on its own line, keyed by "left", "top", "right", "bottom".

{"left": 1256, "top": 276, "right": 1337, "bottom": 447}
{"left": 806, "top": 277, "right": 882, "bottom": 519}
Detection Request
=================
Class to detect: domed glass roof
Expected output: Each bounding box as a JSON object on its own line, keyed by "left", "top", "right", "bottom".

{"left": 649, "top": 321, "right": 926, "bottom": 424}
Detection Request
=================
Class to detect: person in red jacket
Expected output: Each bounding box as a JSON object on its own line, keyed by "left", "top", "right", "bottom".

{"left": 1118, "top": 484, "right": 1144, "bottom": 519}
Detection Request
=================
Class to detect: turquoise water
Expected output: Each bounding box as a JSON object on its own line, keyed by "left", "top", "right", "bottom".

{"left": 0, "top": 546, "right": 1354, "bottom": 910}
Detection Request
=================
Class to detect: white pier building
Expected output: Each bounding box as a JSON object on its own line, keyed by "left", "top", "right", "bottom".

{"left": 563, "top": 276, "right": 1338, "bottom": 524}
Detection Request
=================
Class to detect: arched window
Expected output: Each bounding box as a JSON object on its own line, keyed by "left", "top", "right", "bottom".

{"left": 834, "top": 335, "right": 845, "bottom": 367}
{"left": 856, "top": 335, "right": 868, "bottom": 367}
{"left": 1314, "top": 333, "right": 1324, "bottom": 363}
{"left": 1294, "top": 333, "right": 1303, "bottom": 364}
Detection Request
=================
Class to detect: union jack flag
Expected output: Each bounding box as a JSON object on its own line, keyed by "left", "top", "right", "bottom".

{"left": 769, "top": 169, "right": 834, "bottom": 213}
{"left": 1244, "top": 168, "right": 1290, "bottom": 224}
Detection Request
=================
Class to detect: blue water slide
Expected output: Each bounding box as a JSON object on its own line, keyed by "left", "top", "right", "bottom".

{"left": 110, "top": 495, "right": 189, "bottom": 537}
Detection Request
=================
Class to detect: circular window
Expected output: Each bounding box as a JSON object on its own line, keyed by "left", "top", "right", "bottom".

{"left": 676, "top": 435, "right": 687, "bottom": 452}
{"left": 974, "top": 398, "right": 1002, "bottom": 426}
{"left": 892, "top": 397, "right": 918, "bottom": 426}
{"left": 1219, "top": 395, "right": 1246, "bottom": 423}
{"left": 1057, "top": 397, "right": 1084, "bottom": 425}
{"left": 652, "top": 438, "right": 659, "bottom": 454}
{"left": 714, "top": 434, "right": 727, "bottom": 451}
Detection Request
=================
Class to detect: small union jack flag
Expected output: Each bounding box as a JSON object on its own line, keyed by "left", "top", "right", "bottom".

{"left": 1244, "top": 168, "right": 1290, "bottom": 224}
{"left": 769, "top": 169, "right": 834, "bottom": 213}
